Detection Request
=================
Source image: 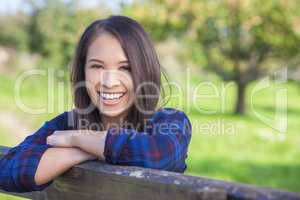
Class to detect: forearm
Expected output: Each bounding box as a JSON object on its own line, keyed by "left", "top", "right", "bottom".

{"left": 34, "top": 147, "right": 96, "bottom": 186}
{"left": 72, "top": 131, "right": 107, "bottom": 160}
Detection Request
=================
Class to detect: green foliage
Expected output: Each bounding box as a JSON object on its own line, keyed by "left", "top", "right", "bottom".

{"left": 0, "top": 0, "right": 112, "bottom": 80}
{"left": 126, "top": 0, "right": 300, "bottom": 78}
{"left": 124, "top": 0, "right": 300, "bottom": 114}
{"left": 0, "top": 14, "right": 29, "bottom": 51}
{"left": 122, "top": 0, "right": 195, "bottom": 41}
{"left": 26, "top": 0, "right": 109, "bottom": 76}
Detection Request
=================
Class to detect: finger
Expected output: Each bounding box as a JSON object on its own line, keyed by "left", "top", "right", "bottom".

{"left": 46, "top": 135, "right": 55, "bottom": 145}
{"left": 47, "top": 135, "right": 69, "bottom": 147}
{"left": 52, "top": 130, "right": 74, "bottom": 136}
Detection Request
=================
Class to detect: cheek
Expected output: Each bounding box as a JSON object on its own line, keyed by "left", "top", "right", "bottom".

{"left": 123, "top": 79, "right": 134, "bottom": 102}
{"left": 117, "top": 73, "right": 134, "bottom": 104}
{"left": 84, "top": 71, "right": 99, "bottom": 99}
{"left": 85, "top": 70, "right": 97, "bottom": 83}
{"left": 127, "top": 80, "right": 134, "bottom": 92}
{"left": 125, "top": 77, "right": 135, "bottom": 101}
{"left": 120, "top": 73, "right": 134, "bottom": 90}
{"left": 85, "top": 70, "right": 99, "bottom": 88}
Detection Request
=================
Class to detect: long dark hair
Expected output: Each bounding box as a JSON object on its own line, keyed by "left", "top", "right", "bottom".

{"left": 70, "top": 15, "right": 170, "bottom": 131}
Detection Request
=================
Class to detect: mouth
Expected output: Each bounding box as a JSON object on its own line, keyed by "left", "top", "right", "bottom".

{"left": 96, "top": 91, "right": 126, "bottom": 106}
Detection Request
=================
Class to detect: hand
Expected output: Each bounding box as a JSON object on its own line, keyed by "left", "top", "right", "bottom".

{"left": 46, "top": 130, "right": 107, "bottom": 148}
{"left": 46, "top": 130, "right": 76, "bottom": 147}
{"left": 71, "top": 130, "right": 108, "bottom": 160}
{"left": 71, "top": 130, "right": 107, "bottom": 147}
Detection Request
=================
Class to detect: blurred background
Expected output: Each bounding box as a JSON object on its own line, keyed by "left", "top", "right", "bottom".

{"left": 0, "top": 0, "right": 299, "bottom": 198}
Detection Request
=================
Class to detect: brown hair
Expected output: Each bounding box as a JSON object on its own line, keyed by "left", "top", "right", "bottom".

{"left": 70, "top": 15, "right": 170, "bottom": 131}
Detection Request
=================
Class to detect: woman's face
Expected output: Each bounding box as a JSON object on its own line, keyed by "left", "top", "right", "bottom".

{"left": 85, "top": 32, "right": 134, "bottom": 119}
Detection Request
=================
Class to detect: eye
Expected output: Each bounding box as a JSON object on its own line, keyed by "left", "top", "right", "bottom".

{"left": 90, "top": 64, "right": 104, "bottom": 69}
{"left": 120, "top": 65, "right": 131, "bottom": 72}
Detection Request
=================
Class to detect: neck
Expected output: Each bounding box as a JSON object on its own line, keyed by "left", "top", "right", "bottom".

{"left": 100, "top": 110, "right": 129, "bottom": 130}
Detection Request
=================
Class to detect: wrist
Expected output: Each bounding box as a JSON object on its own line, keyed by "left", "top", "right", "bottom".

{"left": 71, "top": 132, "right": 82, "bottom": 148}
{"left": 71, "top": 148, "right": 96, "bottom": 163}
{"left": 70, "top": 130, "right": 108, "bottom": 161}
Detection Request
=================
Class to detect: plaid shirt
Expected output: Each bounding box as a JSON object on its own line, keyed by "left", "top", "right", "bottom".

{"left": 0, "top": 107, "right": 192, "bottom": 192}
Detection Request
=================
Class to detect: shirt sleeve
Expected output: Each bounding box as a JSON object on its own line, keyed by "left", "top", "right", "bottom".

{"left": 0, "top": 112, "right": 68, "bottom": 193}
{"left": 104, "top": 108, "right": 192, "bottom": 173}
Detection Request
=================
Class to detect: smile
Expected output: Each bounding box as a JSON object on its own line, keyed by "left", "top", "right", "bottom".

{"left": 97, "top": 92, "right": 126, "bottom": 100}
{"left": 97, "top": 92, "right": 126, "bottom": 106}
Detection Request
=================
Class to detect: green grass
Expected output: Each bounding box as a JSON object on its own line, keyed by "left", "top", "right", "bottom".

{"left": 0, "top": 194, "right": 27, "bottom": 200}
{"left": 0, "top": 73, "right": 299, "bottom": 195}
{"left": 186, "top": 113, "right": 300, "bottom": 191}
{"left": 181, "top": 78, "right": 300, "bottom": 192}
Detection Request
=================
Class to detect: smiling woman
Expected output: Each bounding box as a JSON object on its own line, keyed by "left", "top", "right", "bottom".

{"left": 71, "top": 16, "right": 163, "bottom": 132}
{"left": 0, "top": 15, "right": 192, "bottom": 193}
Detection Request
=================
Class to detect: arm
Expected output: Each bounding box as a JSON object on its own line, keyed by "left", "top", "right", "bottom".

{"left": 74, "top": 108, "right": 192, "bottom": 173}
{"left": 46, "top": 130, "right": 107, "bottom": 160}
{"left": 47, "top": 108, "right": 192, "bottom": 173}
{"left": 0, "top": 111, "right": 95, "bottom": 192}
{"left": 34, "top": 147, "right": 96, "bottom": 186}
{"left": 71, "top": 131, "right": 107, "bottom": 160}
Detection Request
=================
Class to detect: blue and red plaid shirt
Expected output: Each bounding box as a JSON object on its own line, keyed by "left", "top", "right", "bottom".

{"left": 0, "top": 107, "right": 192, "bottom": 192}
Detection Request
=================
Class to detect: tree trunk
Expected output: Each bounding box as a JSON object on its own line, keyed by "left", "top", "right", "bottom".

{"left": 234, "top": 81, "right": 246, "bottom": 114}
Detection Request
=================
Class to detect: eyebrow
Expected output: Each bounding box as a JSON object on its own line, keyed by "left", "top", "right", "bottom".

{"left": 87, "top": 58, "right": 129, "bottom": 64}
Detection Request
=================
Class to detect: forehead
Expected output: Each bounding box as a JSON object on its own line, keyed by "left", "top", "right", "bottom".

{"left": 86, "top": 32, "right": 127, "bottom": 63}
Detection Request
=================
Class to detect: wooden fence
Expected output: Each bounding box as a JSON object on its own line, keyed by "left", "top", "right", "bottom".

{"left": 0, "top": 145, "right": 299, "bottom": 200}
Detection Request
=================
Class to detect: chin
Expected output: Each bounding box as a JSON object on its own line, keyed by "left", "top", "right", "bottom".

{"left": 98, "top": 105, "right": 128, "bottom": 117}
{"left": 101, "top": 110, "right": 123, "bottom": 117}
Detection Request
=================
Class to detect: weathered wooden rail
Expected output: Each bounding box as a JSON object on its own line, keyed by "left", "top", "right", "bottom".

{"left": 0, "top": 145, "right": 299, "bottom": 200}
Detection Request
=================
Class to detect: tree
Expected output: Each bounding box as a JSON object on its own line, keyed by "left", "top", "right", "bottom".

{"left": 123, "top": 0, "right": 300, "bottom": 114}
{"left": 26, "top": 0, "right": 111, "bottom": 79}
{"left": 0, "top": 13, "right": 29, "bottom": 51}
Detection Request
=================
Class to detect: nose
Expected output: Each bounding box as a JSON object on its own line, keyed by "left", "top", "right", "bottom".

{"left": 101, "top": 70, "right": 120, "bottom": 88}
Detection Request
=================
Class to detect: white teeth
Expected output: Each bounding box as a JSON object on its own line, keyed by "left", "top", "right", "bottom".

{"left": 98, "top": 92, "right": 124, "bottom": 100}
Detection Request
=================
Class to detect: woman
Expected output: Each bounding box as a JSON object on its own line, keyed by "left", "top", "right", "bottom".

{"left": 0, "top": 15, "right": 192, "bottom": 193}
